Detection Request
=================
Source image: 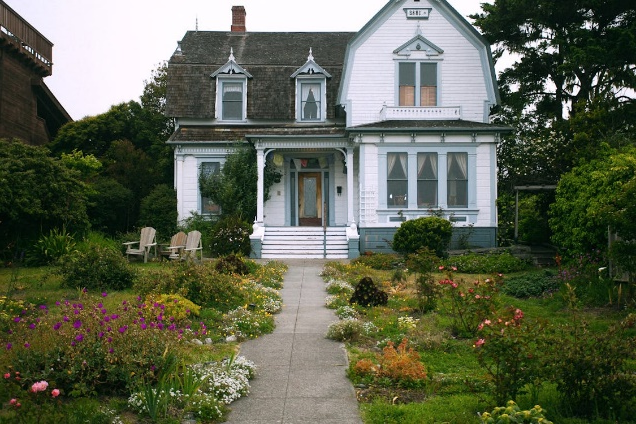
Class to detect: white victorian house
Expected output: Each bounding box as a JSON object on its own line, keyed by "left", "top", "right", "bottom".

{"left": 166, "top": 1, "right": 510, "bottom": 259}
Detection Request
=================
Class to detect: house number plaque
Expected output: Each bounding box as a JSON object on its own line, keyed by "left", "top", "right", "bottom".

{"left": 403, "top": 8, "right": 431, "bottom": 19}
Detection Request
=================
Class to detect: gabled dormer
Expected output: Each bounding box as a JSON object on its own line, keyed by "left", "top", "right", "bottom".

{"left": 211, "top": 48, "right": 252, "bottom": 121}
{"left": 291, "top": 48, "right": 331, "bottom": 122}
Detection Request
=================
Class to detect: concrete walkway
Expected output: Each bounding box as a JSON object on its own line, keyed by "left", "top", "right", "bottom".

{"left": 225, "top": 259, "right": 363, "bottom": 424}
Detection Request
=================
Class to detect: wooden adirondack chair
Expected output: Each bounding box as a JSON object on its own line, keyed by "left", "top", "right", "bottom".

{"left": 159, "top": 231, "right": 187, "bottom": 261}
{"left": 123, "top": 227, "right": 157, "bottom": 263}
{"left": 182, "top": 230, "right": 203, "bottom": 262}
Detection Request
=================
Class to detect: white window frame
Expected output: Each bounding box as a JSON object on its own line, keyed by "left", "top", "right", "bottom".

{"left": 216, "top": 76, "right": 248, "bottom": 122}
{"left": 396, "top": 61, "right": 439, "bottom": 107}
{"left": 295, "top": 76, "right": 327, "bottom": 122}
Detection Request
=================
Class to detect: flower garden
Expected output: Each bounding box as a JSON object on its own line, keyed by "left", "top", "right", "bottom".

{"left": 0, "top": 252, "right": 287, "bottom": 423}
{"left": 323, "top": 251, "right": 636, "bottom": 424}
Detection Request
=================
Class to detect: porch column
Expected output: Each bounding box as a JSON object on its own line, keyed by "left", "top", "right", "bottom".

{"left": 255, "top": 144, "right": 265, "bottom": 225}
{"left": 347, "top": 148, "right": 355, "bottom": 225}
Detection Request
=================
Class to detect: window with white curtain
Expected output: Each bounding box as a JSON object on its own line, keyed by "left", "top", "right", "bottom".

{"left": 447, "top": 152, "right": 468, "bottom": 207}
{"left": 417, "top": 153, "right": 437, "bottom": 207}
{"left": 387, "top": 152, "right": 408, "bottom": 207}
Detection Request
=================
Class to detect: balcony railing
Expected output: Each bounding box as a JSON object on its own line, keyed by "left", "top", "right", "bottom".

{"left": 1, "top": 2, "right": 53, "bottom": 74}
{"left": 380, "top": 105, "right": 461, "bottom": 121}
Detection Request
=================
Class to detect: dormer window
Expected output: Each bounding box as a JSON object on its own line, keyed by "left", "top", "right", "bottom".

{"left": 211, "top": 48, "right": 252, "bottom": 122}
{"left": 292, "top": 48, "right": 330, "bottom": 122}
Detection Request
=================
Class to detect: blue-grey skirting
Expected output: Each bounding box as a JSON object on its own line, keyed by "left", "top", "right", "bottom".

{"left": 359, "top": 226, "right": 497, "bottom": 253}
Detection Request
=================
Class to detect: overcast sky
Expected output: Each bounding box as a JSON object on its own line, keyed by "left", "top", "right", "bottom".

{"left": 9, "top": 0, "right": 488, "bottom": 120}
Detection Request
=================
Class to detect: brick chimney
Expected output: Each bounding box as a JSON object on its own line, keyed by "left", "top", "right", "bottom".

{"left": 231, "top": 6, "right": 246, "bottom": 32}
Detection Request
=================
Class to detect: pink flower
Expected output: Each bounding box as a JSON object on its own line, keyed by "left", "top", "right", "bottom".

{"left": 474, "top": 338, "right": 485, "bottom": 347}
{"left": 438, "top": 266, "right": 444, "bottom": 270}
{"left": 51, "top": 389, "right": 60, "bottom": 398}
{"left": 31, "top": 381, "right": 49, "bottom": 393}
{"left": 3, "top": 373, "right": 10, "bottom": 379}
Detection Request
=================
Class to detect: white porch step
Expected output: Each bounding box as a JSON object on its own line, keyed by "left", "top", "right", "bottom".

{"left": 261, "top": 227, "right": 349, "bottom": 259}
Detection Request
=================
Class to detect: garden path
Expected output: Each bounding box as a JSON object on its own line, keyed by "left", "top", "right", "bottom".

{"left": 225, "top": 259, "right": 363, "bottom": 424}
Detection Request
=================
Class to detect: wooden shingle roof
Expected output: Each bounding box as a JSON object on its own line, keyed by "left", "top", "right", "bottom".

{"left": 166, "top": 32, "right": 355, "bottom": 120}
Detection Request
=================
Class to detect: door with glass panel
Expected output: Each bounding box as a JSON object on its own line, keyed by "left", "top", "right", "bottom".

{"left": 298, "top": 172, "right": 322, "bottom": 226}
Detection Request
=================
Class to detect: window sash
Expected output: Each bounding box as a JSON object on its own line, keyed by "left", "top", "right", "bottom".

{"left": 398, "top": 62, "right": 437, "bottom": 106}
{"left": 222, "top": 82, "right": 243, "bottom": 120}
{"left": 387, "top": 153, "right": 408, "bottom": 207}
{"left": 447, "top": 153, "right": 468, "bottom": 207}
{"left": 417, "top": 153, "right": 438, "bottom": 207}
{"left": 301, "top": 83, "right": 321, "bottom": 120}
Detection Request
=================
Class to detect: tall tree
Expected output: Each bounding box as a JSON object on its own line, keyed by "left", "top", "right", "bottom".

{"left": 473, "top": 0, "right": 636, "bottom": 187}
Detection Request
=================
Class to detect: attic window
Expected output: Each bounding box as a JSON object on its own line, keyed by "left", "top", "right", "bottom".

{"left": 211, "top": 48, "right": 252, "bottom": 122}
{"left": 292, "top": 48, "right": 330, "bottom": 122}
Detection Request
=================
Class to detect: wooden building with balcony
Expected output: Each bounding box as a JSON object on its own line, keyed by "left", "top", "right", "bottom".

{"left": 0, "top": 1, "right": 71, "bottom": 145}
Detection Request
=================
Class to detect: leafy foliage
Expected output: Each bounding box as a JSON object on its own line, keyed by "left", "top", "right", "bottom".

{"left": 138, "top": 184, "right": 178, "bottom": 239}
{"left": 207, "top": 215, "right": 251, "bottom": 257}
{"left": 0, "top": 139, "right": 90, "bottom": 260}
{"left": 350, "top": 277, "right": 389, "bottom": 307}
{"left": 352, "top": 252, "right": 403, "bottom": 270}
{"left": 550, "top": 146, "right": 636, "bottom": 258}
{"left": 214, "top": 254, "right": 250, "bottom": 276}
{"left": 392, "top": 217, "right": 453, "bottom": 257}
{"left": 198, "top": 144, "right": 281, "bottom": 221}
{"left": 30, "top": 228, "right": 77, "bottom": 266}
{"left": 480, "top": 401, "right": 553, "bottom": 424}
{"left": 443, "top": 251, "right": 530, "bottom": 274}
{"left": 502, "top": 271, "right": 560, "bottom": 299}
{"left": 58, "top": 245, "right": 136, "bottom": 291}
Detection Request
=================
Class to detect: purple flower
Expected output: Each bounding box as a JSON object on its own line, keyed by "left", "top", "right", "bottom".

{"left": 98, "top": 331, "right": 104, "bottom": 338}
{"left": 97, "top": 303, "right": 103, "bottom": 308}
{"left": 55, "top": 301, "right": 61, "bottom": 306}
{"left": 157, "top": 323, "right": 164, "bottom": 330}
{"left": 101, "top": 292, "right": 108, "bottom": 297}
{"left": 13, "top": 317, "right": 20, "bottom": 323}
{"left": 6, "top": 343, "right": 12, "bottom": 350}
{"left": 24, "top": 343, "right": 30, "bottom": 348}
{"left": 118, "top": 326, "right": 127, "bottom": 334}
{"left": 63, "top": 316, "right": 70, "bottom": 322}
{"left": 74, "top": 310, "right": 80, "bottom": 315}
{"left": 110, "top": 314, "right": 119, "bottom": 320}
{"left": 28, "top": 323, "right": 36, "bottom": 330}
{"left": 107, "top": 337, "right": 113, "bottom": 343}
{"left": 168, "top": 324, "right": 176, "bottom": 331}
{"left": 108, "top": 348, "right": 114, "bottom": 353}
{"left": 75, "top": 334, "right": 84, "bottom": 342}
{"left": 53, "top": 322, "right": 62, "bottom": 330}
{"left": 39, "top": 305, "right": 47, "bottom": 310}
{"left": 73, "top": 320, "right": 82, "bottom": 329}
{"left": 103, "top": 316, "right": 110, "bottom": 322}
{"left": 140, "top": 323, "right": 147, "bottom": 330}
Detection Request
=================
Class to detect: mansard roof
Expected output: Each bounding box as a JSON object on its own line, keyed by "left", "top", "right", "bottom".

{"left": 166, "top": 32, "right": 354, "bottom": 119}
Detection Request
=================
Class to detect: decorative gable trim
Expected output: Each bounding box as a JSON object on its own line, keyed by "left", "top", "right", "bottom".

{"left": 393, "top": 30, "right": 444, "bottom": 57}
{"left": 290, "top": 48, "right": 332, "bottom": 78}
{"left": 211, "top": 48, "right": 253, "bottom": 78}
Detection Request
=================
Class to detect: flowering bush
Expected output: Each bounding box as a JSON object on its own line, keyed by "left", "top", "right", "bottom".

{"left": 480, "top": 400, "right": 553, "bottom": 424}
{"left": 473, "top": 307, "right": 547, "bottom": 404}
{"left": 250, "top": 260, "right": 287, "bottom": 289}
{"left": 0, "top": 373, "right": 63, "bottom": 422}
{"left": 220, "top": 306, "right": 274, "bottom": 341}
{"left": 326, "top": 318, "right": 364, "bottom": 342}
{"left": 353, "top": 338, "right": 427, "bottom": 388}
{"left": 325, "top": 279, "right": 354, "bottom": 295}
{"left": 0, "top": 291, "right": 205, "bottom": 397}
{"left": 439, "top": 267, "right": 502, "bottom": 337}
{"left": 143, "top": 293, "right": 201, "bottom": 322}
{"left": 335, "top": 305, "right": 359, "bottom": 320}
{"left": 397, "top": 316, "right": 419, "bottom": 331}
{"left": 242, "top": 280, "right": 282, "bottom": 314}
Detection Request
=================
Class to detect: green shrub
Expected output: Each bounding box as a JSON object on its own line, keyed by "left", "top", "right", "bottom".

{"left": 215, "top": 254, "right": 249, "bottom": 275}
{"left": 352, "top": 253, "right": 403, "bottom": 270}
{"left": 134, "top": 261, "right": 245, "bottom": 312}
{"left": 444, "top": 252, "right": 530, "bottom": 274}
{"left": 138, "top": 184, "right": 178, "bottom": 240}
{"left": 208, "top": 215, "right": 251, "bottom": 257}
{"left": 326, "top": 318, "right": 365, "bottom": 342}
{"left": 503, "top": 271, "right": 560, "bottom": 298}
{"left": 58, "top": 244, "right": 136, "bottom": 291}
{"left": 406, "top": 248, "right": 441, "bottom": 313}
{"left": 30, "top": 227, "right": 76, "bottom": 265}
{"left": 392, "top": 217, "right": 452, "bottom": 257}
{"left": 350, "top": 277, "right": 389, "bottom": 307}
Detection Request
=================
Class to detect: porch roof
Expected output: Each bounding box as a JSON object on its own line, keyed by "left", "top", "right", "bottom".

{"left": 167, "top": 124, "right": 347, "bottom": 143}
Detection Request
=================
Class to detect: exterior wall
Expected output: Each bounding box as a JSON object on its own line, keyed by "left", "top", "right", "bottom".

{"left": 343, "top": 0, "right": 493, "bottom": 127}
{"left": 0, "top": 50, "right": 49, "bottom": 145}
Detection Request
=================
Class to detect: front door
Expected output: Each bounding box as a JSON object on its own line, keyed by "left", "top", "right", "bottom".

{"left": 298, "top": 172, "right": 322, "bottom": 226}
